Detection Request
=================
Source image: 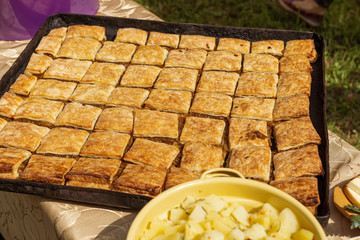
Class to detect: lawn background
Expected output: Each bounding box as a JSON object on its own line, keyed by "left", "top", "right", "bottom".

{"left": 134, "top": 0, "right": 360, "bottom": 149}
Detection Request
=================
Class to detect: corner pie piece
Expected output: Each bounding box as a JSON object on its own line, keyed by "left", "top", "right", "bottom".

{"left": 107, "top": 87, "right": 149, "bottom": 108}
{"left": 0, "top": 121, "right": 50, "bottom": 151}
{"left": 81, "top": 62, "right": 125, "bottom": 86}
{"left": 273, "top": 144, "right": 323, "bottom": 180}
{"left": 273, "top": 94, "right": 310, "bottom": 121}
{"left": 154, "top": 68, "right": 199, "bottom": 92}
{"left": 94, "top": 107, "right": 133, "bottom": 133}
{"left": 165, "top": 49, "right": 208, "bottom": 69}
{"left": 197, "top": 71, "right": 239, "bottom": 95}
{"left": 274, "top": 117, "right": 321, "bottom": 151}
{"left": 277, "top": 72, "right": 312, "bottom": 98}
{"left": 115, "top": 28, "right": 148, "bottom": 45}
{"left": 29, "top": 79, "right": 77, "bottom": 100}
{"left": 43, "top": 58, "right": 92, "bottom": 82}
{"left": 144, "top": 88, "right": 192, "bottom": 113}
{"left": 243, "top": 53, "right": 279, "bottom": 73}
{"left": 123, "top": 138, "right": 179, "bottom": 169}
{"left": 55, "top": 102, "right": 102, "bottom": 130}
{"left": 131, "top": 45, "right": 168, "bottom": 66}
{"left": 37, "top": 127, "right": 89, "bottom": 155}
{"left": 25, "top": 53, "right": 53, "bottom": 75}
{"left": 0, "top": 147, "right": 31, "bottom": 179}
{"left": 279, "top": 54, "right": 312, "bottom": 73}
{"left": 284, "top": 39, "right": 317, "bottom": 63}
{"left": 180, "top": 142, "right": 225, "bottom": 171}
{"left": 14, "top": 97, "right": 64, "bottom": 124}
{"left": 229, "top": 118, "right": 269, "bottom": 150}
{"left": 147, "top": 31, "right": 180, "bottom": 48}
{"left": 190, "top": 92, "right": 233, "bottom": 117}
{"left": 251, "top": 40, "right": 284, "bottom": 57}
{"left": 228, "top": 146, "right": 272, "bottom": 182}
{"left": 231, "top": 97, "right": 275, "bottom": 121}
{"left": 95, "top": 41, "right": 137, "bottom": 63}
{"left": 35, "top": 35, "right": 63, "bottom": 56}
{"left": 179, "top": 35, "right": 216, "bottom": 50}
{"left": 48, "top": 27, "right": 67, "bottom": 39}
{"left": 235, "top": 72, "right": 278, "bottom": 98}
{"left": 9, "top": 74, "right": 37, "bottom": 96}
{"left": 69, "top": 83, "right": 114, "bottom": 105}
{"left": 66, "top": 157, "right": 121, "bottom": 189}
{"left": 80, "top": 131, "right": 131, "bottom": 159}
{"left": 203, "top": 50, "right": 242, "bottom": 71}
{"left": 66, "top": 25, "right": 106, "bottom": 41}
{"left": 111, "top": 164, "right": 167, "bottom": 197}
{"left": 217, "top": 38, "right": 250, "bottom": 54}
{"left": 19, "top": 155, "right": 76, "bottom": 185}
{"left": 120, "top": 65, "right": 161, "bottom": 88}
{"left": 133, "top": 109, "right": 179, "bottom": 139}
{"left": 0, "top": 92, "right": 24, "bottom": 118}
{"left": 180, "top": 116, "right": 226, "bottom": 145}
{"left": 56, "top": 37, "right": 102, "bottom": 61}
{"left": 165, "top": 167, "right": 202, "bottom": 190}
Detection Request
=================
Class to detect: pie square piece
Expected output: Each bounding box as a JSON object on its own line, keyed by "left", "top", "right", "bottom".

{"left": 111, "top": 164, "right": 167, "bottom": 197}
{"left": 0, "top": 92, "right": 24, "bottom": 118}
{"left": 94, "top": 107, "right": 133, "bottom": 133}
{"left": 115, "top": 28, "right": 148, "bottom": 45}
{"left": 144, "top": 88, "right": 192, "bottom": 113}
{"left": 69, "top": 83, "right": 114, "bottom": 105}
{"left": 243, "top": 53, "right": 279, "bottom": 73}
{"left": 217, "top": 38, "right": 250, "bottom": 54}
{"left": 25, "top": 53, "right": 53, "bottom": 75}
{"left": 66, "top": 157, "right": 121, "bottom": 189}
{"left": 180, "top": 116, "right": 226, "bottom": 145}
{"left": 19, "top": 155, "right": 76, "bottom": 185}
{"left": 164, "top": 167, "right": 202, "bottom": 190}
{"left": 179, "top": 35, "right": 216, "bottom": 50}
{"left": 231, "top": 97, "right": 275, "bottom": 121}
{"left": 229, "top": 118, "right": 269, "bottom": 150}
{"left": 273, "top": 144, "right": 323, "bottom": 180}
{"left": 43, "top": 58, "right": 92, "bottom": 82}
{"left": 180, "top": 142, "right": 225, "bottom": 171}
{"left": 56, "top": 37, "right": 102, "bottom": 61}
{"left": 203, "top": 50, "right": 242, "bottom": 71}
{"left": 123, "top": 138, "right": 179, "bottom": 169}
{"left": 0, "top": 118, "right": 6, "bottom": 131}
{"left": 95, "top": 41, "right": 137, "bottom": 63}
{"left": 131, "top": 45, "right": 168, "bottom": 66}
{"left": 9, "top": 74, "right": 37, "bottom": 96}
{"left": 273, "top": 117, "right": 321, "bottom": 151}
{"left": 197, "top": 71, "right": 239, "bottom": 95}
{"left": 133, "top": 109, "right": 179, "bottom": 138}
{"left": 81, "top": 62, "right": 125, "bottom": 86}
{"left": 35, "top": 35, "right": 63, "bottom": 56}
{"left": 147, "top": 32, "right": 180, "bottom": 48}
{"left": 55, "top": 102, "right": 102, "bottom": 130}
{"left": 48, "top": 27, "right": 67, "bottom": 39}
{"left": 154, "top": 68, "right": 199, "bottom": 92}
{"left": 190, "top": 92, "right": 233, "bottom": 117}
{"left": 270, "top": 177, "right": 320, "bottom": 215}
{"left": 284, "top": 39, "right": 317, "bottom": 63}
{"left": 251, "top": 40, "right": 284, "bottom": 57}
{"left": 14, "top": 97, "right": 64, "bottom": 124}
{"left": 120, "top": 65, "right": 161, "bottom": 88}
{"left": 228, "top": 146, "right": 272, "bottom": 182}
{"left": 107, "top": 87, "right": 149, "bottom": 108}
{"left": 0, "top": 147, "right": 31, "bottom": 179}
{"left": 80, "top": 131, "right": 131, "bottom": 159}
{"left": 279, "top": 54, "right": 312, "bottom": 73}
{"left": 165, "top": 49, "right": 208, "bottom": 69}
{"left": 235, "top": 72, "right": 278, "bottom": 98}
{"left": 36, "top": 127, "right": 89, "bottom": 155}
{"left": 273, "top": 94, "right": 310, "bottom": 121}
{"left": 277, "top": 72, "right": 312, "bottom": 98}
{"left": 66, "top": 25, "right": 106, "bottom": 41}
{"left": 29, "top": 79, "right": 77, "bottom": 100}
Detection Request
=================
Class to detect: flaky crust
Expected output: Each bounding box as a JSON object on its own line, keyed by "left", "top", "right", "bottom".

{"left": 164, "top": 167, "right": 202, "bottom": 190}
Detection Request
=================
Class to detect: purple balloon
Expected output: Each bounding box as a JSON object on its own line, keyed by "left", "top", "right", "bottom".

{"left": 0, "top": 0, "right": 99, "bottom": 40}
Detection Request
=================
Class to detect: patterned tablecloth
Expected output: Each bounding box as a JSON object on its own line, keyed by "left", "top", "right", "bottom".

{"left": 0, "top": 0, "right": 359, "bottom": 239}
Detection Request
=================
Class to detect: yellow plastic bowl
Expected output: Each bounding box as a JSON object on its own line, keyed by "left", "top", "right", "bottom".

{"left": 127, "top": 168, "right": 326, "bottom": 240}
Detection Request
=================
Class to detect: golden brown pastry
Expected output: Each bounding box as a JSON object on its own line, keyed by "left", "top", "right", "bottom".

{"left": 115, "top": 28, "right": 148, "bottom": 45}
{"left": 203, "top": 50, "right": 242, "bottom": 71}
{"left": 131, "top": 45, "right": 168, "bottom": 66}
{"left": 251, "top": 40, "right": 284, "bottom": 56}
{"left": 217, "top": 38, "right": 250, "bottom": 53}
{"left": 284, "top": 39, "right": 317, "bottom": 63}
{"left": 120, "top": 65, "right": 161, "bottom": 88}
{"left": 43, "top": 58, "right": 92, "bottom": 82}
{"left": 29, "top": 79, "right": 77, "bottom": 100}
{"left": 95, "top": 41, "right": 137, "bottom": 63}
{"left": 107, "top": 87, "right": 149, "bottom": 108}
{"left": 0, "top": 147, "right": 31, "bottom": 179}
{"left": 231, "top": 97, "right": 275, "bottom": 121}
{"left": 154, "top": 67, "right": 199, "bottom": 92}
{"left": 235, "top": 72, "right": 278, "bottom": 98}
{"left": 147, "top": 32, "right": 180, "bottom": 48}
{"left": 9, "top": 74, "right": 37, "bottom": 96}
{"left": 25, "top": 53, "right": 53, "bottom": 75}
{"left": 179, "top": 34, "right": 216, "bottom": 50}
{"left": 243, "top": 53, "right": 279, "bottom": 73}
{"left": 190, "top": 92, "right": 233, "bottom": 117}
{"left": 81, "top": 62, "right": 125, "bottom": 86}
{"left": 56, "top": 37, "right": 102, "bottom": 61}
{"left": 0, "top": 92, "right": 24, "bottom": 118}
{"left": 66, "top": 24, "right": 106, "bottom": 41}
{"left": 273, "top": 94, "right": 310, "bottom": 121}
{"left": 165, "top": 49, "right": 208, "bottom": 69}
{"left": 164, "top": 167, "right": 202, "bottom": 190}
{"left": 279, "top": 54, "right": 312, "bottom": 73}
{"left": 197, "top": 71, "right": 239, "bottom": 95}
{"left": 94, "top": 107, "right": 133, "bottom": 133}
{"left": 69, "top": 83, "right": 114, "bottom": 105}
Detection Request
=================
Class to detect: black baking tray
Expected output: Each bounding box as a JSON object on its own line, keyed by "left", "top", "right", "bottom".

{"left": 0, "top": 14, "right": 329, "bottom": 226}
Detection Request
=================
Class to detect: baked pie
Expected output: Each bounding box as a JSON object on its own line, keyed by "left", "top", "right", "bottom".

{"left": 217, "top": 38, "right": 250, "bottom": 53}
{"left": 94, "top": 107, "right": 133, "bottom": 133}
{"left": 279, "top": 54, "right": 312, "bottom": 73}
{"left": 284, "top": 39, "right": 317, "bottom": 63}
{"left": 0, "top": 92, "right": 24, "bottom": 118}
{"left": 120, "top": 65, "right": 161, "bottom": 88}
{"left": 164, "top": 167, "right": 202, "bottom": 190}
{"left": 231, "top": 97, "right": 275, "bottom": 121}
{"left": 25, "top": 53, "right": 53, "bottom": 75}
{"left": 277, "top": 72, "right": 312, "bottom": 98}
{"left": 165, "top": 49, "right": 208, "bottom": 69}
{"left": 29, "top": 79, "right": 77, "bottom": 100}
{"left": 131, "top": 45, "right": 168, "bottom": 66}
{"left": 56, "top": 37, "right": 102, "bottom": 61}
{"left": 69, "top": 83, "right": 114, "bottom": 105}
{"left": 179, "top": 34, "right": 216, "bottom": 50}
{"left": 66, "top": 24, "right": 106, "bottom": 41}
{"left": 190, "top": 92, "right": 233, "bottom": 117}
{"left": 243, "top": 53, "right": 279, "bottom": 73}
{"left": 203, "top": 50, "right": 242, "bottom": 71}
{"left": 107, "top": 87, "right": 150, "bottom": 108}
{"left": 9, "top": 74, "right": 37, "bottom": 96}
{"left": 197, "top": 71, "right": 239, "bottom": 95}
{"left": 251, "top": 40, "right": 284, "bottom": 56}
{"left": 273, "top": 94, "right": 310, "bottom": 121}
{"left": 35, "top": 35, "right": 63, "bottom": 57}
{"left": 147, "top": 31, "right": 180, "bottom": 48}
{"left": 81, "top": 62, "right": 125, "bottom": 86}
{"left": 43, "top": 58, "right": 92, "bottom": 82}
{"left": 154, "top": 67, "right": 199, "bottom": 92}
{"left": 95, "top": 41, "right": 137, "bottom": 63}
{"left": 235, "top": 72, "right": 278, "bottom": 98}
{"left": 0, "top": 118, "right": 6, "bottom": 131}
{"left": 0, "top": 147, "right": 31, "bottom": 179}
{"left": 115, "top": 28, "right": 148, "bottom": 45}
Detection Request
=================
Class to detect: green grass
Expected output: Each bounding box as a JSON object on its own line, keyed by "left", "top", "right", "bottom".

{"left": 135, "top": 0, "right": 360, "bottom": 149}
